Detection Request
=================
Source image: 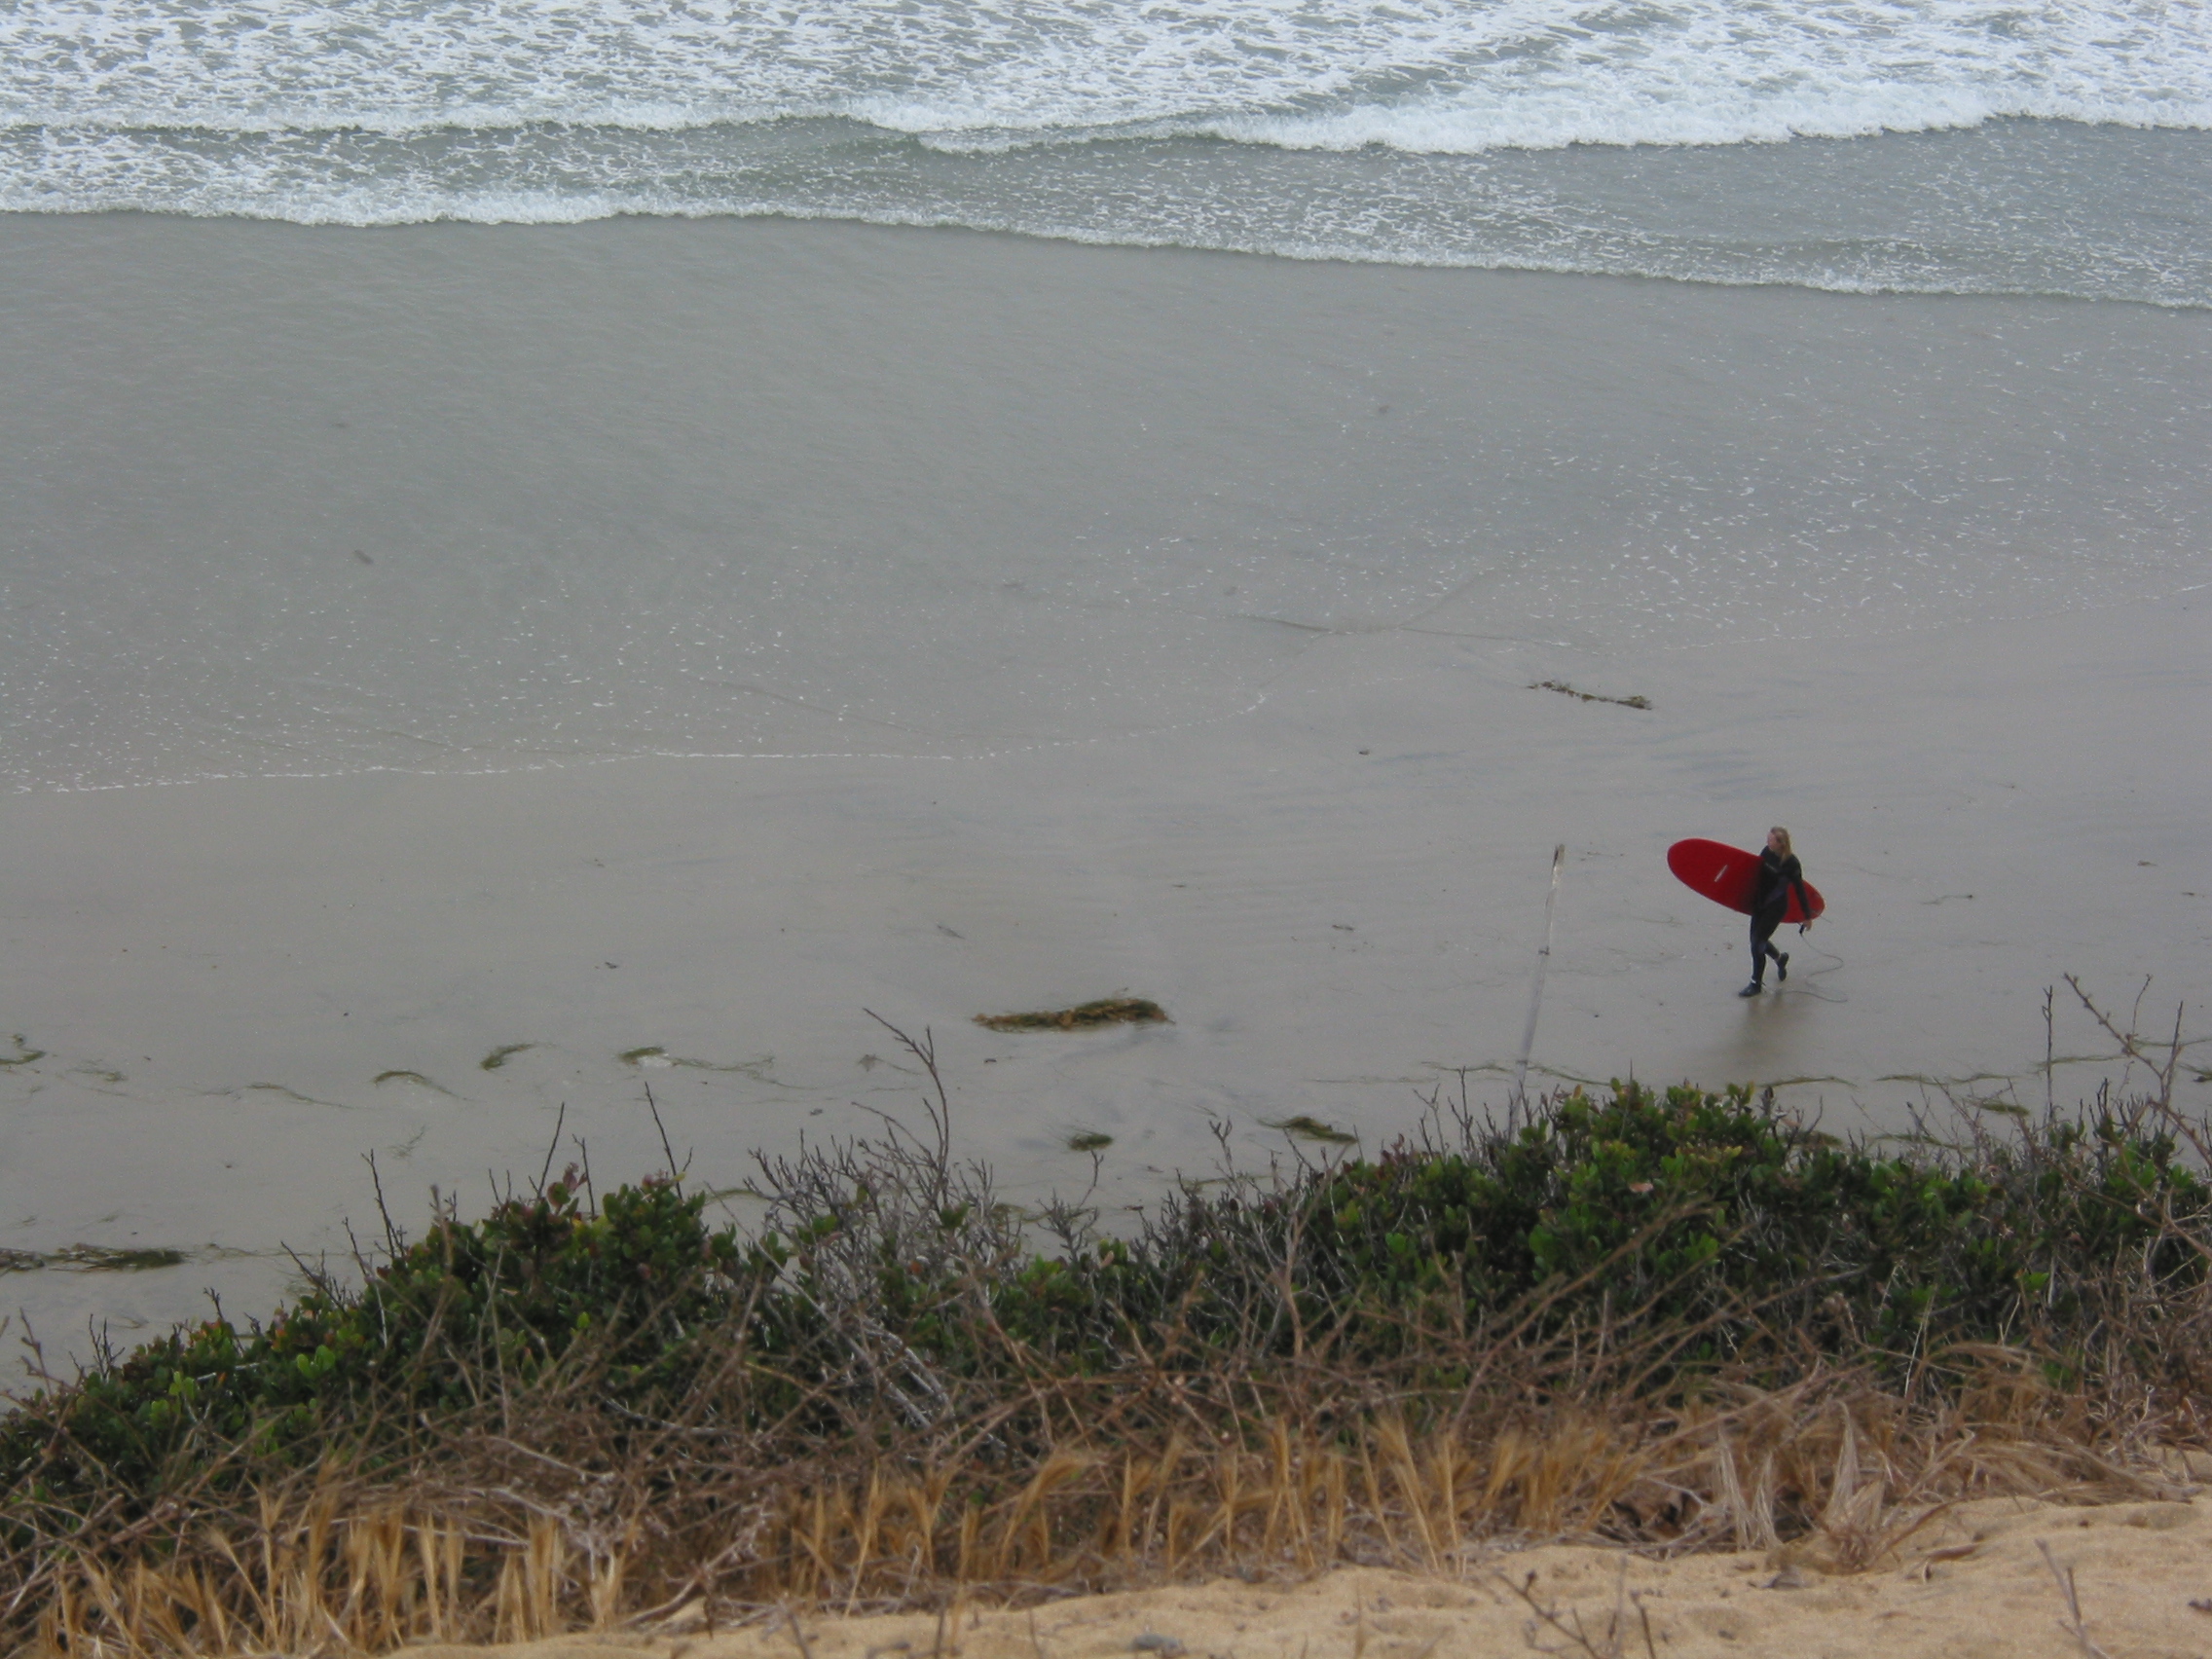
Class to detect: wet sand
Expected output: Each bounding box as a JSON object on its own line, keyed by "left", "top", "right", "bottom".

{"left": 0, "top": 214, "right": 2207, "bottom": 1353}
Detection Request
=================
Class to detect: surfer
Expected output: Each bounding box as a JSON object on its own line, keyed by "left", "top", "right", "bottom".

{"left": 1741, "top": 827, "right": 1812, "bottom": 996}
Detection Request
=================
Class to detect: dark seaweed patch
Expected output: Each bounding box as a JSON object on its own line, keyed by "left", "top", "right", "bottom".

{"left": 1530, "top": 680, "right": 1651, "bottom": 710}
{"left": 372, "top": 1070, "right": 455, "bottom": 1096}
{"left": 975, "top": 998, "right": 1169, "bottom": 1033}
{"left": 50, "top": 1244, "right": 189, "bottom": 1272}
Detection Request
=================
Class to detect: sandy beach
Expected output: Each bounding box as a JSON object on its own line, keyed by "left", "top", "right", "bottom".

{"left": 1, "top": 213, "right": 2208, "bottom": 1354}
{"left": 398, "top": 1492, "right": 2212, "bottom": 1659}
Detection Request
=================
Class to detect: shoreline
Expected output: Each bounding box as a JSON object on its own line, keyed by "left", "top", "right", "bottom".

{"left": 7, "top": 110, "right": 2209, "bottom": 309}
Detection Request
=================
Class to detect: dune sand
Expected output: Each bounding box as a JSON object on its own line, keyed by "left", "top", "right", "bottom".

{"left": 404, "top": 1493, "right": 2212, "bottom": 1659}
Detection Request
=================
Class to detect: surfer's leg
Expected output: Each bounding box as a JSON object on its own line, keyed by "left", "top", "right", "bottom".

{"left": 1746, "top": 917, "right": 1779, "bottom": 991}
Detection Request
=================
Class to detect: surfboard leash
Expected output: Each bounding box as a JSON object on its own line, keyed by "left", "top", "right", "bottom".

{"left": 1788, "top": 941, "right": 1848, "bottom": 1004}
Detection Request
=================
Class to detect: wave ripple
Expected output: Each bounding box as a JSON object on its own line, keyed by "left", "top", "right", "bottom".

{"left": 3, "top": 0, "right": 2210, "bottom": 300}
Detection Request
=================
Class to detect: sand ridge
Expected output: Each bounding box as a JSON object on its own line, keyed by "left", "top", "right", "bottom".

{"left": 402, "top": 1494, "right": 2212, "bottom": 1659}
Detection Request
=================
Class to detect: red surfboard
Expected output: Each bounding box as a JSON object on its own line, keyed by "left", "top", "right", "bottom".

{"left": 1668, "top": 838, "right": 1825, "bottom": 922}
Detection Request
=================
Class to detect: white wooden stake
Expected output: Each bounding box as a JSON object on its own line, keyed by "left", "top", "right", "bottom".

{"left": 1511, "top": 843, "right": 1567, "bottom": 1125}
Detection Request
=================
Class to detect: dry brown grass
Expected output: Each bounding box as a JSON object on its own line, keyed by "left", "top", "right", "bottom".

{"left": 20, "top": 1357, "right": 2183, "bottom": 1659}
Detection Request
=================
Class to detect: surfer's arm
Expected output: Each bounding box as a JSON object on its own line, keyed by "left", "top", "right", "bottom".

{"left": 1788, "top": 860, "right": 1813, "bottom": 930}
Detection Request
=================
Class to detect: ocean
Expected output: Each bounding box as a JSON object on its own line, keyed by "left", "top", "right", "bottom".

{"left": 3, "top": 0, "right": 2209, "bottom": 305}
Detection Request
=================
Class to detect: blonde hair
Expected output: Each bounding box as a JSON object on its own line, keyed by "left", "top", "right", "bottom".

{"left": 1770, "top": 827, "right": 1793, "bottom": 859}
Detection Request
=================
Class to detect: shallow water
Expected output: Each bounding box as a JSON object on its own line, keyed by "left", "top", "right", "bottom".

{"left": 3, "top": 213, "right": 2206, "bottom": 792}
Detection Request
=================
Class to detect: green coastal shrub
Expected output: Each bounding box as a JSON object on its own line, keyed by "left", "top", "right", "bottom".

{"left": 995, "top": 1082, "right": 2211, "bottom": 1386}
{"left": 2, "top": 1175, "right": 776, "bottom": 1514}
{"left": 1217, "top": 1082, "right": 2205, "bottom": 1366}
{"left": 7, "top": 1082, "right": 2209, "bottom": 1525}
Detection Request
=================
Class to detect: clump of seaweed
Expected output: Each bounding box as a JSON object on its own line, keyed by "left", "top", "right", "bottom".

{"left": 1530, "top": 680, "right": 1652, "bottom": 711}
{"left": 4, "top": 1243, "right": 191, "bottom": 1274}
{"left": 4, "top": 988, "right": 2208, "bottom": 1656}
{"left": 1262, "top": 1114, "right": 1358, "bottom": 1145}
{"left": 620, "top": 1045, "right": 778, "bottom": 1076}
{"left": 372, "top": 1069, "right": 457, "bottom": 1095}
{"left": 480, "top": 1043, "right": 535, "bottom": 1071}
{"left": 1066, "top": 1130, "right": 1114, "bottom": 1152}
{"left": 46, "top": 1244, "right": 189, "bottom": 1272}
{"left": 975, "top": 997, "right": 1170, "bottom": 1032}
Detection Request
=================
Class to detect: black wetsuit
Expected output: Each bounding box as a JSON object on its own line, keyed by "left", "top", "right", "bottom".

{"left": 1748, "top": 848, "right": 1810, "bottom": 985}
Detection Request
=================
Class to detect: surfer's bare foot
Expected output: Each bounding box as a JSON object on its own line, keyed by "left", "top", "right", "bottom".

{"left": 1739, "top": 981, "right": 1762, "bottom": 997}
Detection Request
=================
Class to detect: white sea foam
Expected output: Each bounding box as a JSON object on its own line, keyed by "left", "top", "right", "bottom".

{"left": 1, "top": 0, "right": 2208, "bottom": 299}
{"left": 4, "top": 0, "right": 2207, "bottom": 146}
